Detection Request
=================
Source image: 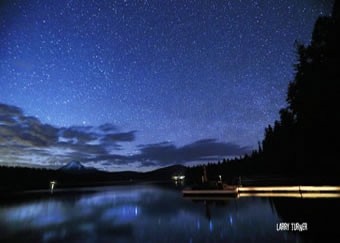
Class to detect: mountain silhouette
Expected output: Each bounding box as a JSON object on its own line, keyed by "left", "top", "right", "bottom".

{"left": 59, "top": 161, "right": 97, "bottom": 173}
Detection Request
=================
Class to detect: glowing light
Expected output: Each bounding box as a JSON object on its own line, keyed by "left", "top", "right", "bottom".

{"left": 299, "top": 186, "right": 340, "bottom": 192}
{"left": 238, "top": 186, "right": 301, "bottom": 192}
{"left": 237, "top": 186, "right": 340, "bottom": 192}
{"left": 301, "top": 193, "right": 340, "bottom": 198}
{"left": 183, "top": 186, "right": 340, "bottom": 200}
{"left": 172, "top": 175, "right": 185, "bottom": 180}
{"left": 237, "top": 192, "right": 340, "bottom": 198}
{"left": 239, "top": 193, "right": 302, "bottom": 198}
{"left": 209, "top": 220, "right": 213, "bottom": 232}
{"left": 50, "top": 181, "right": 56, "bottom": 193}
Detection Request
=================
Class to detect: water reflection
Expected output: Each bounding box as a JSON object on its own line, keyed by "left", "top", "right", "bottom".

{"left": 0, "top": 185, "right": 338, "bottom": 242}
{"left": 271, "top": 196, "right": 340, "bottom": 242}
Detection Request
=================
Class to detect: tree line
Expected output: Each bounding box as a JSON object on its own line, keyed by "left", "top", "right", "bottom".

{"left": 185, "top": 1, "right": 339, "bottom": 184}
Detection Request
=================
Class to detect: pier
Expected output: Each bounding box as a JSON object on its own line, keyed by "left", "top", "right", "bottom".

{"left": 182, "top": 185, "right": 340, "bottom": 199}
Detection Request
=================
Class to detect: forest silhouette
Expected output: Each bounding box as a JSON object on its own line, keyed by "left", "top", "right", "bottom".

{"left": 186, "top": 1, "right": 339, "bottom": 184}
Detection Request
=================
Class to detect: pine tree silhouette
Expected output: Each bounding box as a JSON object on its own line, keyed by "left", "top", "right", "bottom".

{"left": 186, "top": 1, "right": 340, "bottom": 182}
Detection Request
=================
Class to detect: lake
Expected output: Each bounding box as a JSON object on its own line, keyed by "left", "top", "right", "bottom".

{"left": 0, "top": 184, "right": 339, "bottom": 242}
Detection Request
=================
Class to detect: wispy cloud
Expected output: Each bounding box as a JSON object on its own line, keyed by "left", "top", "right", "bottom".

{"left": 130, "top": 139, "right": 251, "bottom": 166}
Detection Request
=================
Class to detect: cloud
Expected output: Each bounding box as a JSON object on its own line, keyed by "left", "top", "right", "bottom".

{"left": 132, "top": 139, "right": 251, "bottom": 166}
{"left": 0, "top": 115, "right": 16, "bottom": 125}
{"left": 101, "top": 131, "right": 137, "bottom": 143}
{"left": 0, "top": 103, "right": 250, "bottom": 171}
{"left": 60, "top": 126, "right": 97, "bottom": 144}
{"left": 98, "top": 123, "right": 118, "bottom": 132}
{"left": 0, "top": 103, "right": 23, "bottom": 116}
{"left": 0, "top": 103, "right": 136, "bottom": 169}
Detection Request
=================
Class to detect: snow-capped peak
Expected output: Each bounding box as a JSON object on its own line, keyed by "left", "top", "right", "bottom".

{"left": 60, "top": 161, "right": 85, "bottom": 170}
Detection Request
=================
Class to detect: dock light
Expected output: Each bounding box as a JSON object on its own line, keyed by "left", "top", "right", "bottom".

{"left": 50, "top": 180, "right": 56, "bottom": 193}
{"left": 179, "top": 175, "right": 185, "bottom": 180}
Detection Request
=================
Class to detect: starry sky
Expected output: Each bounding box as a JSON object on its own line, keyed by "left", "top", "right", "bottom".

{"left": 0, "top": 0, "right": 333, "bottom": 171}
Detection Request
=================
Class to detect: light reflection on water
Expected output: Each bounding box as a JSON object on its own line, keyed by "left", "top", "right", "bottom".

{"left": 0, "top": 185, "right": 337, "bottom": 242}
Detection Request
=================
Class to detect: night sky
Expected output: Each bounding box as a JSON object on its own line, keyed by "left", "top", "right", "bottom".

{"left": 0, "top": 0, "right": 333, "bottom": 171}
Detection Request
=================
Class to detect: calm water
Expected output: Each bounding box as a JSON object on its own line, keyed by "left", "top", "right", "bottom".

{"left": 0, "top": 185, "right": 338, "bottom": 243}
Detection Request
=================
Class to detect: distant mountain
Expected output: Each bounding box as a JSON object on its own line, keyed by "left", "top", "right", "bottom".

{"left": 143, "top": 164, "right": 186, "bottom": 180}
{"left": 99, "top": 164, "right": 186, "bottom": 181}
{"left": 59, "top": 161, "right": 97, "bottom": 173}
{"left": 60, "top": 161, "right": 84, "bottom": 170}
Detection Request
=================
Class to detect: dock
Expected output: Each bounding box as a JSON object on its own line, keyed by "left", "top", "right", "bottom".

{"left": 182, "top": 189, "right": 238, "bottom": 196}
{"left": 237, "top": 185, "right": 340, "bottom": 192}
{"left": 182, "top": 185, "right": 340, "bottom": 199}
